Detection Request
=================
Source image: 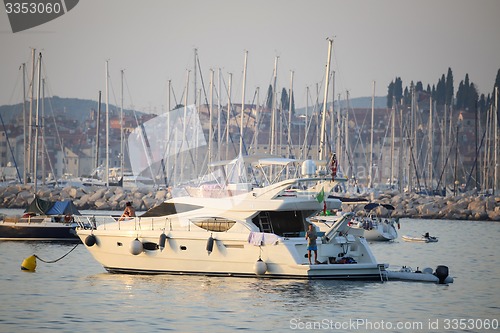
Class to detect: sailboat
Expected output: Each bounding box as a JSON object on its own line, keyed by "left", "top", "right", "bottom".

{"left": 0, "top": 196, "right": 83, "bottom": 241}
{"left": 0, "top": 52, "right": 94, "bottom": 242}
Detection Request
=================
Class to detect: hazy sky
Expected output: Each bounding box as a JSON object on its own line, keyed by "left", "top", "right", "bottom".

{"left": 1, "top": 0, "right": 499, "bottom": 113}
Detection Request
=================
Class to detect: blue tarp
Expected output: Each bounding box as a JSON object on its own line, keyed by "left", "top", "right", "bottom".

{"left": 45, "top": 200, "right": 81, "bottom": 215}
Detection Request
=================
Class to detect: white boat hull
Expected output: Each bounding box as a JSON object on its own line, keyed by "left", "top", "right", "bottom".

{"left": 385, "top": 270, "right": 453, "bottom": 283}
{"left": 77, "top": 228, "right": 384, "bottom": 280}
{"left": 402, "top": 235, "right": 438, "bottom": 243}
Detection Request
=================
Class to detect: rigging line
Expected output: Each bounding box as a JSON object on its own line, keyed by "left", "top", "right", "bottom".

{"left": 219, "top": 74, "right": 239, "bottom": 157}
{"left": 303, "top": 102, "right": 320, "bottom": 160}
{"left": 44, "top": 85, "right": 66, "bottom": 175}
{"left": 434, "top": 129, "right": 456, "bottom": 192}
{"left": 34, "top": 243, "right": 79, "bottom": 263}
{"left": 465, "top": 129, "right": 487, "bottom": 189}
{"left": 401, "top": 113, "right": 422, "bottom": 190}
{"left": 0, "top": 112, "right": 22, "bottom": 182}
{"left": 350, "top": 104, "right": 370, "bottom": 175}
{"left": 7, "top": 64, "right": 23, "bottom": 106}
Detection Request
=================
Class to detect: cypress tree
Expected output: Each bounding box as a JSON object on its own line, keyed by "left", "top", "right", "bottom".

{"left": 445, "top": 67, "right": 454, "bottom": 105}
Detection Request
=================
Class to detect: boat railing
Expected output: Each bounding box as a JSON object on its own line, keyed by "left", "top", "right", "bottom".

{"left": 74, "top": 215, "right": 116, "bottom": 230}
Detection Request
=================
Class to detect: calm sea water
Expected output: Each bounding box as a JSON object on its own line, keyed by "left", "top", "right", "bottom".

{"left": 0, "top": 210, "right": 499, "bottom": 332}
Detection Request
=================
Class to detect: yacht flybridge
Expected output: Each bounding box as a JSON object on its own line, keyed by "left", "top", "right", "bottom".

{"left": 76, "top": 176, "right": 386, "bottom": 280}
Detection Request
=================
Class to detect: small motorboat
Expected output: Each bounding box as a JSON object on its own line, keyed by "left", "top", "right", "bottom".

{"left": 402, "top": 232, "right": 438, "bottom": 243}
{"left": 384, "top": 265, "right": 453, "bottom": 284}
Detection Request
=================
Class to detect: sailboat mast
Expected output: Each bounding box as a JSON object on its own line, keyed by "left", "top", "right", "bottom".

{"left": 428, "top": 97, "right": 434, "bottom": 189}
{"left": 181, "top": 70, "right": 190, "bottom": 182}
{"left": 288, "top": 70, "right": 294, "bottom": 159}
{"left": 95, "top": 91, "right": 101, "bottom": 172}
{"left": 270, "top": 57, "right": 278, "bottom": 157}
{"left": 105, "top": 60, "right": 109, "bottom": 186}
{"left": 120, "top": 69, "right": 124, "bottom": 183}
{"left": 369, "top": 80, "right": 375, "bottom": 188}
{"left": 28, "top": 48, "right": 36, "bottom": 180}
{"left": 33, "top": 52, "right": 42, "bottom": 193}
{"left": 319, "top": 38, "right": 333, "bottom": 162}
{"left": 254, "top": 86, "right": 260, "bottom": 155}
{"left": 330, "top": 71, "right": 335, "bottom": 155}
{"left": 226, "top": 72, "right": 232, "bottom": 160}
{"left": 494, "top": 87, "right": 498, "bottom": 195}
{"left": 217, "top": 69, "right": 222, "bottom": 161}
{"left": 41, "top": 78, "right": 45, "bottom": 184}
{"left": 208, "top": 69, "right": 214, "bottom": 164}
{"left": 336, "top": 93, "right": 342, "bottom": 171}
{"left": 390, "top": 98, "right": 395, "bottom": 188}
{"left": 21, "top": 63, "right": 27, "bottom": 184}
{"left": 239, "top": 50, "right": 248, "bottom": 156}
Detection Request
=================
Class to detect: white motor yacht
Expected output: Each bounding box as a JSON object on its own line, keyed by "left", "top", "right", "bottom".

{"left": 76, "top": 177, "right": 386, "bottom": 280}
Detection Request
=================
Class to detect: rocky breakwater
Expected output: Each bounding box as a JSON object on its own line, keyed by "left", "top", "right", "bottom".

{"left": 0, "top": 185, "right": 171, "bottom": 212}
{"left": 341, "top": 191, "right": 500, "bottom": 221}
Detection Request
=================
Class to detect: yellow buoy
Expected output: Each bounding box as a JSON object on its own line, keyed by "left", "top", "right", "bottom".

{"left": 21, "top": 255, "right": 37, "bottom": 271}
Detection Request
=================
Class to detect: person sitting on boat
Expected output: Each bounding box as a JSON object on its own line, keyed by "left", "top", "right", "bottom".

{"left": 329, "top": 153, "right": 338, "bottom": 181}
{"left": 119, "top": 201, "right": 136, "bottom": 221}
{"left": 306, "top": 224, "right": 319, "bottom": 265}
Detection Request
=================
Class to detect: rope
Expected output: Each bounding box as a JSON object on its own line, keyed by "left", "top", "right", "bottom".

{"left": 34, "top": 243, "right": 79, "bottom": 263}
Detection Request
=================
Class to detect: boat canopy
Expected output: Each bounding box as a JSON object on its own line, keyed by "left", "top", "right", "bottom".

{"left": 140, "top": 202, "right": 203, "bottom": 217}
{"left": 364, "top": 203, "right": 395, "bottom": 211}
{"left": 24, "top": 196, "right": 81, "bottom": 215}
{"left": 46, "top": 200, "right": 81, "bottom": 215}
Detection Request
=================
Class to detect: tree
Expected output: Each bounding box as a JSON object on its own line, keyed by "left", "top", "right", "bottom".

{"left": 280, "top": 88, "right": 289, "bottom": 111}
{"left": 265, "top": 84, "right": 273, "bottom": 109}
{"left": 387, "top": 77, "right": 404, "bottom": 107}
{"left": 387, "top": 81, "right": 394, "bottom": 108}
{"left": 445, "top": 67, "right": 454, "bottom": 105}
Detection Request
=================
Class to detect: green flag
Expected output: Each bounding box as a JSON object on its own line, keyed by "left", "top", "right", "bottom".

{"left": 316, "top": 187, "right": 325, "bottom": 203}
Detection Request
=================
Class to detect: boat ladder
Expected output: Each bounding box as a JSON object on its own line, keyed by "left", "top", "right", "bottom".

{"left": 378, "top": 263, "right": 388, "bottom": 282}
{"left": 258, "top": 212, "right": 274, "bottom": 234}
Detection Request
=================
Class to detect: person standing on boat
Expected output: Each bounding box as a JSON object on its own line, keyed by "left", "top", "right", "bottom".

{"left": 306, "top": 224, "right": 318, "bottom": 265}
{"left": 119, "top": 201, "right": 136, "bottom": 221}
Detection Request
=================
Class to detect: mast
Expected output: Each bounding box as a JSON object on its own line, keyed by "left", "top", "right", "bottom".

{"left": 239, "top": 50, "right": 248, "bottom": 156}
{"left": 120, "top": 69, "right": 124, "bottom": 183}
{"left": 368, "top": 80, "right": 375, "bottom": 188}
{"left": 287, "top": 70, "right": 294, "bottom": 159}
{"left": 167, "top": 79, "right": 171, "bottom": 185}
{"left": 41, "top": 78, "right": 45, "bottom": 184}
{"left": 226, "top": 72, "right": 232, "bottom": 160}
{"left": 345, "top": 90, "right": 350, "bottom": 179}
{"left": 336, "top": 93, "right": 342, "bottom": 171}
{"left": 428, "top": 97, "right": 434, "bottom": 190}
{"left": 217, "top": 68, "right": 222, "bottom": 160}
{"left": 319, "top": 38, "right": 333, "bottom": 162}
{"left": 33, "top": 52, "right": 42, "bottom": 192}
{"left": 270, "top": 56, "right": 278, "bottom": 157}
{"left": 390, "top": 98, "right": 395, "bottom": 188}
{"left": 181, "top": 70, "right": 190, "bottom": 182}
{"left": 95, "top": 91, "right": 101, "bottom": 172}
{"left": 208, "top": 69, "right": 214, "bottom": 164}
{"left": 254, "top": 86, "right": 260, "bottom": 155}
{"left": 105, "top": 60, "right": 109, "bottom": 186}
{"left": 494, "top": 87, "right": 498, "bottom": 195}
{"left": 330, "top": 71, "right": 335, "bottom": 155}
{"left": 21, "top": 63, "right": 27, "bottom": 184}
{"left": 28, "top": 48, "right": 36, "bottom": 181}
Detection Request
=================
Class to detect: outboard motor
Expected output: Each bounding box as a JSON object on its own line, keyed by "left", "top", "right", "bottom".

{"left": 434, "top": 265, "right": 449, "bottom": 284}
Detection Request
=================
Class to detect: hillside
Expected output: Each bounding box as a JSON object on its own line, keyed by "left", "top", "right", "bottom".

{"left": 0, "top": 96, "right": 141, "bottom": 124}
